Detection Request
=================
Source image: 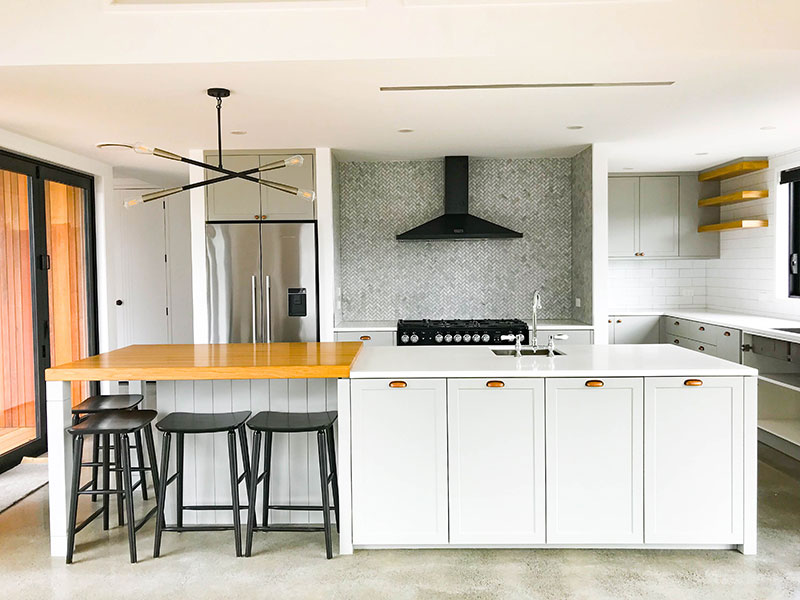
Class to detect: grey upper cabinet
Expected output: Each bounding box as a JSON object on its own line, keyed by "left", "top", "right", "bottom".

{"left": 608, "top": 177, "right": 639, "bottom": 257}
{"left": 638, "top": 176, "right": 678, "bottom": 257}
{"left": 205, "top": 152, "right": 316, "bottom": 222}
{"left": 608, "top": 174, "right": 719, "bottom": 259}
{"left": 206, "top": 154, "right": 262, "bottom": 221}
{"left": 260, "top": 153, "right": 315, "bottom": 221}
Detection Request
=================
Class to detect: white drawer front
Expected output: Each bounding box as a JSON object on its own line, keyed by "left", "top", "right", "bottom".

{"left": 334, "top": 330, "right": 395, "bottom": 346}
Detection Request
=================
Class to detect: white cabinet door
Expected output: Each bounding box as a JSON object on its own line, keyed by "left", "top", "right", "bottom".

{"left": 350, "top": 378, "right": 448, "bottom": 545}
{"left": 334, "top": 330, "right": 395, "bottom": 346}
{"left": 608, "top": 177, "right": 639, "bottom": 258}
{"left": 447, "top": 378, "right": 545, "bottom": 544}
{"left": 608, "top": 318, "right": 615, "bottom": 344}
{"left": 260, "top": 154, "right": 315, "bottom": 220}
{"left": 205, "top": 154, "right": 262, "bottom": 222}
{"left": 611, "top": 316, "right": 660, "bottom": 344}
{"left": 638, "top": 176, "right": 679, "bottom": 257}
{"left": 644, "top": 377, "right": 743, "bottom": 544}
{"left": 545, "top": 377, "right": 644, "bottom": 543}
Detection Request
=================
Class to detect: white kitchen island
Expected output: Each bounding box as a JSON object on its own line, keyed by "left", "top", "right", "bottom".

{"left": 337, "top": 344, "right": 758, "bottom": 555}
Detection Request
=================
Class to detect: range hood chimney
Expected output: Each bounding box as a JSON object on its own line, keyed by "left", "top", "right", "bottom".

{"left": 396, "top": 156, "right": 523, "bottom": 241}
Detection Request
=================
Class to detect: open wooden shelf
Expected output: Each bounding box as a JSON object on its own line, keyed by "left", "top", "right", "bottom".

{"left": 698, "top": 159, "right": 769, "bottom": 182}
{"left": 698, "top": 190, "right": 768, "bottom": 207}
{"left": 698, "top": 219, "right": 768, "bottom": 233}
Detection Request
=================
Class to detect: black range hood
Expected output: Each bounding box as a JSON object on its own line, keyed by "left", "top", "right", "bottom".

{"left": 396, "top": 156, "right": 523, "bottom": 241}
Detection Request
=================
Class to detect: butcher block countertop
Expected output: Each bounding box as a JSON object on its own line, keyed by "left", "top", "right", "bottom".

{"left": 45, "top": 342, "right": 364, "bottom": 381}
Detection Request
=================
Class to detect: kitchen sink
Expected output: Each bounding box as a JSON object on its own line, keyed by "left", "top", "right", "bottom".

{"left": 773, "top": 327, "right": 800, "bottom": 334}
{"left": 492, "top": 348, "right": 566, "bottom": 356}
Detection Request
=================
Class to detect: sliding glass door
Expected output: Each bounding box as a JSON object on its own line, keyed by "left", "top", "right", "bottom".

{"left": 0, "top": 151, "right": 97, "bottom": 472}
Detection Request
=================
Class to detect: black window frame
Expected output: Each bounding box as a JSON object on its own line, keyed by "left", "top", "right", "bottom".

{"left": 782, "top": 166, "right": 800, "bottom": 298}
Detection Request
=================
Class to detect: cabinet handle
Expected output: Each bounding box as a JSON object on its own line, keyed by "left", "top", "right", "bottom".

{"left": 699, "top": 326, "right": 705, "bottom": 331}
{"left": 640, "top": 252, "right": 645, "bottom": 256}
{"left": 359, "top": 335, "right": 371, "bottom": 341}
{"left": 608, "top": 319, "right": 612, "bottom": 323}
{"left": 585, "top": 380, "right": 604, "bottom": 388}
{"left": 262, "top": 215, "right": 268, "bottom": 219}
{"left": 674, "top": 321, "right": 680, "bottom": 326}
{"left": 254, "top": 215, "right": 260, "bottom": 220}
{"left": 389, "top": 381, "right": 407, "bottom": 388}
{"left": 698, "top": 346, "right": 705, "bottom": 351}
{"left": 616, "top": 319, "right": 622, "bottom": 323}
{"left": 684, "top": 379, "right": 703, "bottom": 387}
{"left": 673, "top": 339, "right": 679, "bottom": 344}
{"left": 724, "top": 331, "right": 731, "bottom": 337}
{"left": 486, "top": 380, "right": 505, "bottom": 388}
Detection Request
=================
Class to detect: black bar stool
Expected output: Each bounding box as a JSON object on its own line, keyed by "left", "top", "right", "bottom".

{"left": 244, "top": 411, "right": 339, "bottom": 559}
{"left": 66, "top": 409, "right": 160, "bottom": 564}
{"left": 153, "top": 411, "right": 252, "bottom": 558}
{"left": 72, "top": 394, "right": 155, "bottom": 509}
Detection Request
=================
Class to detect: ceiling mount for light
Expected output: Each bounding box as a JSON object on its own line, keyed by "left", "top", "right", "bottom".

{"left": 99, "top": 87, "right": 315, "bottom": 207}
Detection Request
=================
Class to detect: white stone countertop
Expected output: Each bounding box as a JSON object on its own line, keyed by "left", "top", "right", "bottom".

{"left": 334, "top": 319, "right": 593, "bottom": 332}
{"left": 608, "top": 308, "right": 800, "bottom": 345}
{"left": 349, "top": 343, "right": 757, "bottom": 379}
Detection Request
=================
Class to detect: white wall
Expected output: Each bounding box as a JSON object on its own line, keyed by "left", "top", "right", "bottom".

{"left": 608, "top": 259, "right": 707, "bottom": 311}
{"left": 706, "top": 150, "right": 800, "bottom": 319}
{"left": 591, "top": 143, "right": 610, "bottom": 343}
{"left": 0, "top": 127, "right": 117, "bottom": 352}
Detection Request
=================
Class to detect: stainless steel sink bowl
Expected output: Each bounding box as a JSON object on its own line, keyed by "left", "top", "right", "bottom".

{"left": 492, "top": 348, "right": 565, "bottom": 356}
{"left": 773, "top": 327, "right": 800, "bottom": 334}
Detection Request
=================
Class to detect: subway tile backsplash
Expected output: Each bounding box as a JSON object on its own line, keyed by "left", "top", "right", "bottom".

{"left": 608, "top": 259, "right": 707, "bottom": 310}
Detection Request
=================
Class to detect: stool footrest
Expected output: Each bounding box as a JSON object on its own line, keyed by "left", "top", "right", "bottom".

{"left": 183, "top": 504, "right": 249, "bottom": 511}
{"left": 134, "top": 506, "right": 159, "bottom": 533}
{"left": 254, "top": 525, "right": 326, "bottom": 533}
{"left": 161, "top": 525, "right": 240, "bottom": 533}
{"left": 268, "top": 504, "right": 337, "bottom": 512}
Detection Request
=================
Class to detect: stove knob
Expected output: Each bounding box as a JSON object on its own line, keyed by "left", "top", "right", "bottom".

{"left": 400, "top": 334, "right": 410, "bottom": 344}
{"left": 482, "top": 333, "right": 490, "bottom": 343}
{"left": 453, "top": 334, "right": 462, "bottom": 343}
{"left": 463, "top": 334, "right": 471, "bottom": 342}
{"left": 435, "top": 333, "right": 444, "bottom": 343}
{"left": 410, "top": 334, "right": 419, "bottom": 344}
{"left": 444, "top": 334, "right": 453, "bottom": 343}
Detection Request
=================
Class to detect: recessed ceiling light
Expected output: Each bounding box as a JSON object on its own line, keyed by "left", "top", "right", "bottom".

{"left": 397, "top": 128, "right": 414, "bottom": 133}
{"left": 623, "top": 167, "right": 634, "bottom": 171}
{"left": 695, "top": 152, "right": 709, "bottom": 156}
{"left": 96, "top": 142, "right": 133, "bottom": 150}
{"left": 760, "top": 125, "right": 777, "bottom": 131}
{"left": 230, "top": 130, "right": 247, "bottom": 135}
{"left": 566, "top": 125, "right": 584, "bottom": 130}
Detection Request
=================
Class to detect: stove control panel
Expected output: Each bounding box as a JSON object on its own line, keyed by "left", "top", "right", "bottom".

{"left": 396, "top": 320, "right": 529, "bottom": 346}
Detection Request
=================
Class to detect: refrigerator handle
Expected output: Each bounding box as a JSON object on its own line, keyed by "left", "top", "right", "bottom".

{"left": 251, "top": 275, "right": 257, "bottom": 344}
{"left": 264, "top": 275, "right": 271, "bottom": 343}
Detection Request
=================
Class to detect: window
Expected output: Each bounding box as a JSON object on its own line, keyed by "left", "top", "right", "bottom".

{"left": 782, "top": 166, "right": 800, "bottom": 297}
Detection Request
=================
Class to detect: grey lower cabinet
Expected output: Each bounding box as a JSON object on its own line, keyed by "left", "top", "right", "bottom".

{"left": 545, "top": 377, "right": 644, "bottom": 543}
{"left": 206, "top": 152, "right": 315, "bottom": 221}
{"left": 663, "top": 317, "right": 742, "bottom": 363}
{"left": 609, "top": 315, "right": 660, "bottom": 344}
{"left": 609, "top": 174, "right": 720, "bottom": 259}
{"left": 334, "top": 330, "right": 395, "bottom": 345}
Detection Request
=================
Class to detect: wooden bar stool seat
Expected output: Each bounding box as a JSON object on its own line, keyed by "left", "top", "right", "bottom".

{"left": 66, "top": 409, "right": 160, "bottom": 564}
{"left": 245, "top": 410, "right": 339, "bottom": 559}
{"left": 71, "top": 394, "right": 154, "bottom": 505}
{"left": 153, "top": 411, "right": 252, "bottom": 558}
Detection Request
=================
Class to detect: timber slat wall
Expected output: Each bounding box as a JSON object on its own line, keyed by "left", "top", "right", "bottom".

{"left": 0, "top": 169, "right": 35, "bottom": 429}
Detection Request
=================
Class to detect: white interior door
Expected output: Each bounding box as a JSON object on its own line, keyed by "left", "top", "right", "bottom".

{"left": 116, "top": 188, "right": 169, "bottom": 346}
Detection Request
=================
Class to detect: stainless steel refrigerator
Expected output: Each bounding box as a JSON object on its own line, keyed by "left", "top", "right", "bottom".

{"left": 206, "top": 222, "right": 318, "bottom": 343}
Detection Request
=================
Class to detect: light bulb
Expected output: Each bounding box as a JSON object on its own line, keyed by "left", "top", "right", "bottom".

{"left": 284, "top": 155, "right": 304, "bottom": 167}
{"left": 296, "top": 189, "right": 316, "bottom": 201}
{"left": 132, "top": 142, "right": 154, "bottom": 155}
{"left": 124, "top": 197, "right": 143, "bottom": 209}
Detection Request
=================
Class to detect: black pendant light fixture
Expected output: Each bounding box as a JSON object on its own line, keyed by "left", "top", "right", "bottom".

{"left": 99, "top": 88, "right": 315, "bottom": 207}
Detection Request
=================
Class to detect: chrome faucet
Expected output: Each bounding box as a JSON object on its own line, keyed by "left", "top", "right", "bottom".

{"left": 532, "top": 290, "right": 542, "bottom": 348}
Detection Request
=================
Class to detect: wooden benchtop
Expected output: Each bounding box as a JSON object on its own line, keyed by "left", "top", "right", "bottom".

{"left": 45, "top": 342, "right": 363, "bottom": 381}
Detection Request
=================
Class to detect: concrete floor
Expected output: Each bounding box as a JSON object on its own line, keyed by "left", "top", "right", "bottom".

{"left": 1, "top": 445, "right": 800, "bottom": 600}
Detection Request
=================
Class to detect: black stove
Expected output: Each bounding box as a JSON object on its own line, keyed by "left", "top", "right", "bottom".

{"left": 397, "top": 319, "right": 529, "bottom": 346}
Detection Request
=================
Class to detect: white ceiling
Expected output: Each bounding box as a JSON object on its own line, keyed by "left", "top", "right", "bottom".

{"left": 1, "top": 0, "right": 800, "bottom": 182}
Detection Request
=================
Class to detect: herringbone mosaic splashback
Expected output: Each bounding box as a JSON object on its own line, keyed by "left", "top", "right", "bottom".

{"left": 337, "top": 158, "right": 573, "bottom": 321}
